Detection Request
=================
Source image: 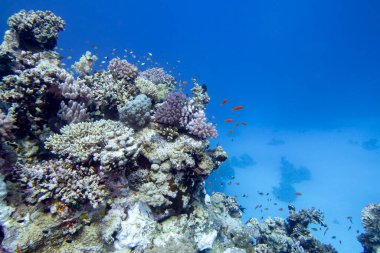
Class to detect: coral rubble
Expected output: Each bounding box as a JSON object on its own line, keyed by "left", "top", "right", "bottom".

{"left": 0, "top": 9, "right": 341, "bottom": 253}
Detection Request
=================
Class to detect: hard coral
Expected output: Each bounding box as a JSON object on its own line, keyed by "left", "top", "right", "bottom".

{"left": 358, "top": 203, "right": 380, "bottom": 253}
{"left": 45, "top": 120, "right": 139, "bottom": 168}
{"left": 108, "top": 57, "right": 138, "bottom": 84}
{"left": 139, "top": 67, "right": 176, "bottom": 87}
{"left": 7, "top": 10, "right": 65, "bottom": 50}
{"left": 119, "top": 94, "right": 152, "bottom": 129}
{"left": 17, "top": 159, "right": 107, "bottom": 208}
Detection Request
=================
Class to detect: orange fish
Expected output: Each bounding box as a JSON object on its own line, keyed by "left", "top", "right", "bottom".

{"left": 221, "top": 99, "right": 229, "bottom": 105}
{"left": 241, "top": 122, "right": 247, "bottom": 126}
{"left": 232, "top": 105, "right": 244, "bottom": 111}
{"left": 229, "top": 129, "right": 234, "bottom": 134}
{"left": 182, "top": 80, "right": 188, "bottom": 85}
{"left": 294, "top": 192, "right": 302, "bottom": 196}
{"left": 224, "top": 118, "right": 233, "bottom": 123}
{"left": 235, "top": 122, "right": 239, "bottom": 127}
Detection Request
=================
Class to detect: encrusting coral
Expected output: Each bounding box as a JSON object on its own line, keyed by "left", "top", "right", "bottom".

{"left": 0, "top": 9, "right": 344, "bottom": 253}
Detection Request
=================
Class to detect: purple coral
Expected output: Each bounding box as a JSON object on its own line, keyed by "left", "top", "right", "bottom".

{"left": 154, "top": 92, "right": 218, "bottom": 139}
{"left": 139, "top": 67, "right": 175, "bottom": 86}
{"left": 186, "top": 111, "right": 218, "bottom": 139}
{"left": 154, "top": 92, "right": 188, "bottom": 125}
{"left": 108, "top": 57, "right": 138, "bottom": 83}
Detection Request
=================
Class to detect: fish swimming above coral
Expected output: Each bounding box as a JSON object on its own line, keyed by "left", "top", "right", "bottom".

{"left": 0, "top": 9, "right": 375, "bottom": 253}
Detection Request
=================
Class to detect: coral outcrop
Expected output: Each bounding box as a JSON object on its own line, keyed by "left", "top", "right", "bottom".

{"left": 0, "top": 9, "right": 339, "bottom": 253}
{"left": 358, "top": 203, "right": 380, "bottom": 253}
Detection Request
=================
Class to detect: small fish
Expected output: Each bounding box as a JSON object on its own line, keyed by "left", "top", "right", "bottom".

{"left": 148, "top": 52, "right": 153, "bottom": 56}
{"left": 279, "top": 208, "right": 284, "bottom": 211}
{"left": 208, "top": 181, "right": 212, "bottom": 186}
{"left": 255, "top": 204, "right": 262, "bottom": 209}
{"left": 182, "top": 80, "right": 188, "bottom": 85}
{"left": 232, "top": 105, "right": 244, "bottom": 111}
{"left": 235, "top": 122, "right": 239, "bottom": 127}
{"left": 324, "top": 227, "right": 329, "bottom": 236}
{"left": 347, "top": 216, "right": 353, "bottom": 223}
{"left": 141, "top": 62, "right": 145, "bottom": 66}
{"left": 339, "top": 240, "right": 342, "bottom": 245}
{"left": 241, "top": 122, "right": 247, "bottom": 126}
{"left": 221, "top": 99, "right": 229, "bottom": 105}
{"left": 356, "top": 230, "right": 360, "bottom": 234}
{"left": 104, "top": 56, "right": 109, "bottom": 60}
{"left": 258, "top": 191, "right": 264, "bottom": 196}
{"left": 177, "top": 59, "right": 181, "bottom": 63}
{"left": 264, "top": 207, "right": 269, "bottom": 211}
{"left": 224, "top": 119, "right": 233, "bottom": 123}
{"left": 236, "top": 182, "right": 240, "bottom": 186}
{"left": 294, "top": 192, "right": 302, "bottom": 196}
{"left": 229, "top": 129, "right": 234, "bottom": 134}
{"left": 331, "top": 236, "right": 336, "bottom": 239}
{"left": 92, "top": 45, "right": 98, "bottom": 50}
{"left": 311, "top": 228, "right": 318, "bottom": 231}
{"left": 348, "top": 226, "right": 351, "bottom": 230}
{"left": 101, "top": 60, "right": 106, "bottom": 64}
{"left": 274, "top": 202, "right": 278, "bottom": 205}
{"left": 227, "top": 181, "right": 232, "bottom": 186}
{"left": 67, "top": 56, "right": 72, "bottom": 60}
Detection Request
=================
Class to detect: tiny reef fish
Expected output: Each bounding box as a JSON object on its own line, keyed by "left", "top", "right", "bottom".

{"left": 224, "top": 119, "right": 233, "bottom": 123}
{"left": 229, "top": 129, "right": 234, "bottom": 134}
{"left": 294, "top": 192, "right": 302, "bottom": 196}
{"left": 232, "top": 105, "right": 244, "bottom": 111}
{"left": 241, "top": 122, "right": 247, "bottom": 126}
{"left": 221, "top": 99, "right": 229, "bottom": 105}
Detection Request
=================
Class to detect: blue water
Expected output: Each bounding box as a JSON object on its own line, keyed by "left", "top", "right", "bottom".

{"left": 1, "top": 1, "right": 380, "bottom": 252}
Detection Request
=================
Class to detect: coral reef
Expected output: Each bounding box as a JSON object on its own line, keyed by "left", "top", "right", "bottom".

{"left": 247, "top": 206, "right": 338, "bottom": 253}
{"left": 358, "top": 203, "right": 380, "bottom": 253}
{"left": 0, "top": 9, "right": 341, "bottom": 253}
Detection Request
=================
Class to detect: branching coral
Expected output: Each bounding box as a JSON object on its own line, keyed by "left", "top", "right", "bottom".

{"left": 154, "top": 91, "right": 217, "bottom": 139}
{"left": 17, "top": 159, "right": 107, "bottom": 208}
{"left": 71, "top": 51, "right": 98, "bottom": 77}
{"left": 358, "top": 203, "right": 380, "bottom": 253}
{"left": 139, "top": 67, "right": 175, "bottom": 87}
{"left": 58, "top": 100, "right": 89, "bottom": 124}
{"left": 154, "top": 92, "right": 188, "bottom": 125}
{"left": 108, "top": 57, "right": 138, "bottom": 84}
{"left": 45, "top": 120, "right": 139, "bottom": 168}
{"left": 7, "top": 10, "right": 65, "bottom": 50}
{"left": 135, "top": 76, "right": 173, "bottom": 103}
